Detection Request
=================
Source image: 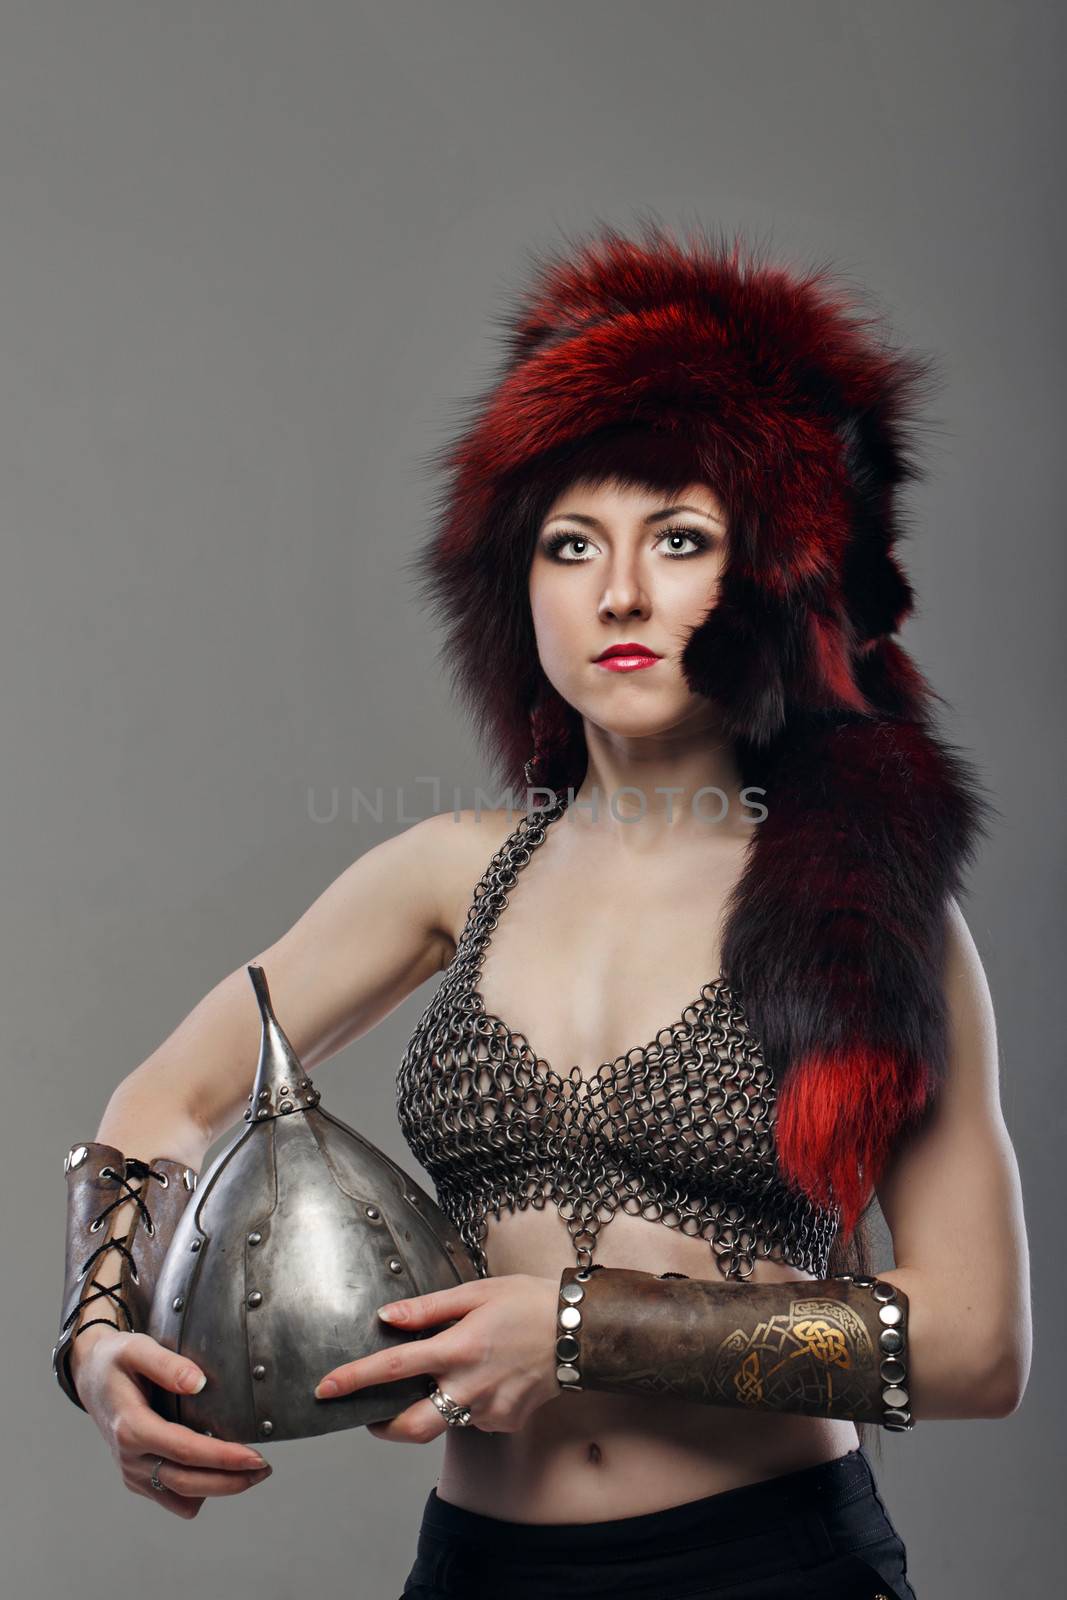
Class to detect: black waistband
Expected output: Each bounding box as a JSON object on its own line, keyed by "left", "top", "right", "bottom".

{"left": 420, "top": 1447, "right": 875, "bottom": 1558}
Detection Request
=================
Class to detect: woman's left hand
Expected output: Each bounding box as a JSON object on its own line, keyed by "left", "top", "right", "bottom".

{"left": 313, "top": 1274, "right": 562, "bottom": 1442}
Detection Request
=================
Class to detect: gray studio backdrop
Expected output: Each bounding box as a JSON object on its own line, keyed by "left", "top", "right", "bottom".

{"left": 4, "top": 3, "right": 1060, "bottom": 1597}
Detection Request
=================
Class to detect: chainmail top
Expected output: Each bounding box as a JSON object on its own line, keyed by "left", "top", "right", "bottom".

{"left": 395, "top": 795, "right": 841, "bottom": 1281}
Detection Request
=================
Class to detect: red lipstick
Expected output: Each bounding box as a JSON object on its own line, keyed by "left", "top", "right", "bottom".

{"left": 594, "top": 642, "right": 662, "bottom": 673}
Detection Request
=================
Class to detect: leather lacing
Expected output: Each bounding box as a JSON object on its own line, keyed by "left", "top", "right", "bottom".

{"left": 61, "top": 1158, "right": 170, "bottom": 1342}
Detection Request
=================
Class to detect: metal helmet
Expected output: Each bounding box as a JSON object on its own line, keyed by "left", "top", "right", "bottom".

{"left": 146, "top": 963, "right": 478, "bottom": 1443}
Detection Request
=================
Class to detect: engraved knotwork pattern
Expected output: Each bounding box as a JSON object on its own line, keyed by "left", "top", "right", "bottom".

{"left": 395, "top": 797, "right": 841, "bottom": 1281}
{"left": 710, "top": 1298, "right": 877, "bottom": 1413}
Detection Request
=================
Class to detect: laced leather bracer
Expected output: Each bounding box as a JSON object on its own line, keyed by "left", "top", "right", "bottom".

{"left": 53, "top": 1140, "right": 198, "bottom": 1411}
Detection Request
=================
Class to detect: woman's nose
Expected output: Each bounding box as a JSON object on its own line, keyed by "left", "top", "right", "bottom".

{"left": 598, "top": 570, "right": 650, "bottom": 622}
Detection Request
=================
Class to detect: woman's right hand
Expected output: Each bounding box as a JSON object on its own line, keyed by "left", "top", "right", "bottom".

{"left": 70, "top": 1325, "right": 274, "bottom": 1519}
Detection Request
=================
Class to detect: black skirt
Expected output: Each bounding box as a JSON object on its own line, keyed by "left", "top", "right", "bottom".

{"left": 398, "top": 1446, "right": 917, "bottom": 1599}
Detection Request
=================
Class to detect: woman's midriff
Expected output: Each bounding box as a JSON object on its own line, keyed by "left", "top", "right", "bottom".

{"left": 435, "top": 1203, "right": 859, "bottom": 1524}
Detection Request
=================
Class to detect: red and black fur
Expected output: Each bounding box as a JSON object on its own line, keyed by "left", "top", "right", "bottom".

{"left": 409, "top": 218, "right": 996, "bottom": 1245}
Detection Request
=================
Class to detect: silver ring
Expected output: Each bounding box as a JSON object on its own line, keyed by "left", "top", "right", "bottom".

{"left": 150, "top": 1455, "right": 166, "bottom": 1492}
{"left": 428, "top": 1385, "right": 473, "bottom": 1428}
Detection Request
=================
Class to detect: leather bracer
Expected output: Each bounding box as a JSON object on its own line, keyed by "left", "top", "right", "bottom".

{"left": 53, "top": 1140, "right": 198, "bottom": 1411}
{"left": 555, "top": 1264, "right": 914, "bottom": 1430}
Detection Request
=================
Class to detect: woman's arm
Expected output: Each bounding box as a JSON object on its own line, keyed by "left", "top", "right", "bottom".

{"left": 873, "top": 896, "right": 1032, "bottom": 1418}
{"left": 553, "top": 897, "right": 1032, "bottom": 1426}
{"left": 99, "top": 807, "right": 462, "bottom": 1155}
{"left": 63, "top": 808, "right": 462, "bottom": 1385}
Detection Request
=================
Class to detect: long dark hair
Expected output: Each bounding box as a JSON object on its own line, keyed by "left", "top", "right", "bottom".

{"left": 410, "top": 442, "right": 885, "bottom": 1457}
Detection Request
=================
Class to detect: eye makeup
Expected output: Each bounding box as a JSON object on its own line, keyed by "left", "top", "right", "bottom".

{"left": 541, "top": 525, "right": 714, "bottom": 563}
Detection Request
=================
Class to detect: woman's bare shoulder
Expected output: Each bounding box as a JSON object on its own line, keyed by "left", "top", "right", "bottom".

{"left": 413, "top": 805, "right": 524, "bottom": 952}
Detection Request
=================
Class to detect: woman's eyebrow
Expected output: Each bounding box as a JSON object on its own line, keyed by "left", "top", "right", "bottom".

{"left": 647, "top": 504, "right": 723, "bottom": 523}
{"left": 544, "top": 503, "right": 723, "bottom": 528}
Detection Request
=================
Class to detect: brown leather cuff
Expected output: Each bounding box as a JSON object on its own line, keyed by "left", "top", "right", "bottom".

{"left": 53, "top": 1141, "right": 198, "bottom": 1412}
{"left": 556, "top": 1264, "right": 912, "bottom": 1427}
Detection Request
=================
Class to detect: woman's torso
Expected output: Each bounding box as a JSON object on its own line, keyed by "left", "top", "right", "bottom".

{"left": 403, "top": 797, "right": 858, "bottom": 1522}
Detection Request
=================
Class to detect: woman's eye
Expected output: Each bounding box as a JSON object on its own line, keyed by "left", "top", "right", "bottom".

{"left": 656, "top": 526, "right": 710, "bottom": 558}
{"left": 543, "top": 532, "right": 596, "bottom": 561}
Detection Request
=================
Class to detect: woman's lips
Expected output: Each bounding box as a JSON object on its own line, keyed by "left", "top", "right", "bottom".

{"left": 595, "top": 653, "right": 660, "bottom": 672}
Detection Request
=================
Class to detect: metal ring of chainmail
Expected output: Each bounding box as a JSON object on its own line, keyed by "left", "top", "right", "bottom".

{"left": 395, "top": 795, "right": 841, "bottom": 1282}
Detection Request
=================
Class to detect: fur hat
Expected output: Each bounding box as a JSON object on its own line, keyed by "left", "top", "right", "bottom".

{"left": 411, "top": 218, "right": 996, "bottom": 1244}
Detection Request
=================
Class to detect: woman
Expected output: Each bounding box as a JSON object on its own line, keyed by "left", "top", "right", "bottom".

{"left": 54, "top": 223, "right": 1031, "bottom": 1599}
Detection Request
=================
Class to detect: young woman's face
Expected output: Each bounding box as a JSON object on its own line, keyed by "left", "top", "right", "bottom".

{"left": 528, "top": 477, "right": 729, "bottom": 739}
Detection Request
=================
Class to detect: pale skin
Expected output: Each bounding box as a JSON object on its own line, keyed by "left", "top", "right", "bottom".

{"left": 70, "top": 478, "right": 1031, "bottom": 1523}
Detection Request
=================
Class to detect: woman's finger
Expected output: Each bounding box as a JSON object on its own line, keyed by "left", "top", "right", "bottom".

{"left": 366, "top": 1392, "right": 468, "bottom": 1444}
{"left": 375, "top": 1279, "right": 496, "bottom": 1330}
{"left": 119, "top": 1413, "right": 268, "bottom": 1477}
{"left": 118, "top": 1330, "right": 210, "bottom": 1397}
{"left": 316, "top": 1327, "right": 465, "bottom": 1400}
{"left": 141, "top": 1456, "right": 273, "bottom": 1498}
{"left": 125, "top": 1473, "right": 206, "bottom": 1519}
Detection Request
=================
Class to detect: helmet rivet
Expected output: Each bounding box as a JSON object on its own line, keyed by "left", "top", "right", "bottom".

{"left": 388, "top": 1258, "right": 404, "bottom": 1274}
{"left": 172, "top": 1295, "right": 184, "bottom": 1311}
{"left": 247, "top": 1290, "right": 263, "bottom": 1308}
{"left": 248, "top": 1231, "right": 262, "bottom": 1246}
{"left": 252, "top": 1364, "right": 266, "bottom": 1380}
{"left": 259, "top": 1420, "right": 273, "bottom": 1437}
{"left": 190, "top": 1239, "right": 201, "bottom": 1252}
